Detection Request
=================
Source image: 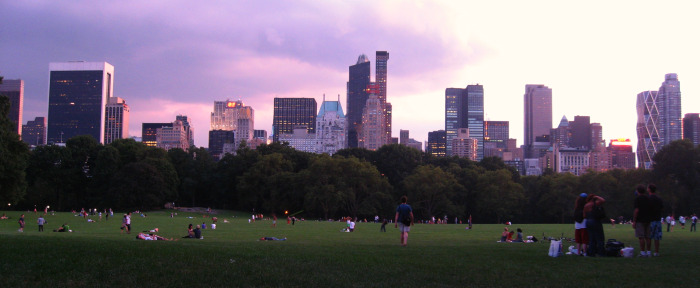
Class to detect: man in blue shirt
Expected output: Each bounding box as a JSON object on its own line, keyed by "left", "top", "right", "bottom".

{"left": 394, "top": 196, "right": 414, "bottom": 247}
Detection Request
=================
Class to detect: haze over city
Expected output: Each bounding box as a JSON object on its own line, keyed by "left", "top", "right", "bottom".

{"left": 2, "top": 0, "right": 700, "bottom": 150}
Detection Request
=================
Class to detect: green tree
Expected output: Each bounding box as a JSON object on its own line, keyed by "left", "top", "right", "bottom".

{"left": 652, "top": 139, "right": 700, "bottom": 215}
{"left": 336, "top": 156, "right": 392, "bottom": 219}
{"left": 0, "top": 91, "right": 30, "bottom": 205}
{"left": 473, "top": 169, "right": 524, "bottom": 223}
{"left": 237, "top": 153, "right": 295, "bottom": 213}
{"left": 403, "top": 165, "right": 461, "bottom": 220}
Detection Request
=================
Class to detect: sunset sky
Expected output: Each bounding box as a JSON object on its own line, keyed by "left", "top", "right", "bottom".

{"left": 2, "top": 1, "right": 699, "bottom": 150}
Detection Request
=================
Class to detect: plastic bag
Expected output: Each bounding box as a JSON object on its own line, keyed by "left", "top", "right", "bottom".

{"left": 548, "top": 240, "right": 563, "bottom": 257}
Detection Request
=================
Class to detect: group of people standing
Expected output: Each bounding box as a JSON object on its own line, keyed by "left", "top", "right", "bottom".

{"left": 573, "top": 193, "right": 607, "bottom": 256}
{"left": 633, "top": 184, "right": 664, "bottom": 257}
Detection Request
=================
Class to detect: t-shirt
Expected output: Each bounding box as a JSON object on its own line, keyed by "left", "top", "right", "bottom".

{"left": 634, "top": 194, "right": 652, "bottom": 223}
{"left": 38, "top": 218, "right": 45, "bottom": 225}
{"left": 648, "top": 194, "right": 663, "bottom": 221}
{"left": 396, "top": 204, "right": 412, "bottom": 222}
{"left": 194, "top": 228, "right": 201, "bottom": 238}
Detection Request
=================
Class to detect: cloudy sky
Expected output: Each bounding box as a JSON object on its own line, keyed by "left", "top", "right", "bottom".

{"left": 2, "top": 0, "right": 699, "bottom": 149}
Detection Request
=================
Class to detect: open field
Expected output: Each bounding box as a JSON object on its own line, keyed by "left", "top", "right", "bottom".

{"left": 1, "top": 210, "right": 698, "bottom": 287}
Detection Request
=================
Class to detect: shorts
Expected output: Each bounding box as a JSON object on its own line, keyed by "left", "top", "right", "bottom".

{"left": 575, "top": 228, "right": 588, "bottom": 244}
{"left": 635, "top": 222, "right": 650, "bottom": 238}
{"left": 398, "top": 223, "right": 411, "bottom": 233}
{"left": 650, "top": 221, "right": 662, "bottom": 240}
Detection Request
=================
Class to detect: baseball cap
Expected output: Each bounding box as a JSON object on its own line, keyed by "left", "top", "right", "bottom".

{"left": 579, "top": 193, "right": 588, "bottom": 198}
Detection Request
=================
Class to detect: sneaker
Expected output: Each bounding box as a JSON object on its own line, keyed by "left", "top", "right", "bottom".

{"left": 653, "top": 253, "right": 660, "bottom": 257}
{"left": 637, "top": 252, "right": 648, "bottom": 258}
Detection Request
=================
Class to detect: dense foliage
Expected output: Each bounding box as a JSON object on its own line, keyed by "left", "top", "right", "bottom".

{"left": 1, "top": 93, "right": 697, "bottom": 222}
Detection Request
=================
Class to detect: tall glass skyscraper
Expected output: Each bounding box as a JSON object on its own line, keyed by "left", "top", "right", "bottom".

{"left": 47, "top": 62, "right": 114, "bottom": 144}
{"left": 0, "top": 79, "right": 23, "bottom": 136}
{"left": 658, "top": 73, "right": 682, "bottom": 144}
{"left": 272, "top": 97, "right": 317, "bottom": 142}
{"left": 376, "top": 51, "right": 391, "bottom": 143}
{"left": 636, "top": 73, "right": 682, "bottom": 169}
{"left": 346, "top": 55, "right": 371, "bottom": 148}
{"left": 444, "top": 85, "right": 484, "bottom": 159}
{"left": 523, "top": 84, "right": 552, "bottom": 158}
{"left": 636, "top": 90, "right": 660, "bottom": 170}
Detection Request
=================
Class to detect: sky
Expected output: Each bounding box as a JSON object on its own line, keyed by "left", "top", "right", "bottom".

{"left": 2, "top": 0, "right": 700, "bottom": 150}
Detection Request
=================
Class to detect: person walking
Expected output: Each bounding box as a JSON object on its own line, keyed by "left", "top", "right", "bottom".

{"left": 690, "top": 214, "right": 697, "bottom": 232}
{"left": 126, "top": 212, "right": 132, "bottom": 234}
{"left": 583, "top": 194, "right": 606, "bottom": 257}
{"left": 18, "top": 214, "right": 25, "bottom": 232}
{"left": 37, "top": 215, "right": 46, "bottom": 232}
{"left": 394, "top": 196, "right": 414, "bottom": 247}
{"left": 633, "top": 185, "right": 652, "bottom": 257}
{"left": 648, "top": 184, "right": 664, "bottom": 256}
{"left": 665, "top": 215, "right": 672, "bottom": 232}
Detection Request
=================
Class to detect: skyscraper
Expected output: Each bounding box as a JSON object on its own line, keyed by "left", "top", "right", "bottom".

{"left": 22, "top": 117, "right": 46, "bottom": 146}
{"left": 683, "top": 113, "right": 700, "bottom": 146}
{"left": 104, "top": 97, "right": 129, "bottom": 144}
{"left": 376, "top": 51, "right": 392, "bottom": 143}
{"left": 658, "top": 73, "right": 682, "bottom": 144}
{"left": 359, "top": 93, "right": 387, "bottom": 151}
{"left": 0, "top": 79, "right": 23, "bottom": 135}
{"left": 209, "top": 129, "right": 235, "bottom": 159}
{"left": 273, "top": 97, "right": 317, "bottom": 142}
{"left": 346, "top": 55, "right": 371, "bottom": 148}
{"left": 636, "top": 90, "right": 659, "bottom": 169}
{"left": 636, "top": 74, "right": 682, "bottom": 169}
{"left": 47, "top": 62, "right": 114, "bottom": 144}
{"left": 524, "top": 84, "right": 552, "bottom": 158}
{"left": 444, "top": 84, "right": 484, "bottom": 159}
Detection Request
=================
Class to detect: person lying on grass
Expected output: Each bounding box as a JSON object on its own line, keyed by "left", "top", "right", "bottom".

{"left": 54, "top": 223, "right": 71, "bottom": 232}
{"left": 137, "top": 232, "right": 175, "bottom": 241}
{"left": 259, "top": 237, "right": 287, "bottom": 241}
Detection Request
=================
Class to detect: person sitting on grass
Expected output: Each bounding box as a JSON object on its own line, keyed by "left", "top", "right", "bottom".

{"left": 499, "top": 227, "right": 509, "bottom": 242}
{"left": 512, "top": 228, "right": 524, "bottom": 242}
{"left": 182, "top": 224, "right": 194, "bottom": 238}
{"left": 193, "top": 225, "right": 202, "bottom": 239}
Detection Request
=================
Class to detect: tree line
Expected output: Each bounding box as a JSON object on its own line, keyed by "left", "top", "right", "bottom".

{"left": 1, "top": 96, "right": 699, "bottom": 223}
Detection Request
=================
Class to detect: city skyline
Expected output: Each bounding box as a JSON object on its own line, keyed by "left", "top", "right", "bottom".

{"left": 2, "top": 1, "right": 700, "bottom": 150}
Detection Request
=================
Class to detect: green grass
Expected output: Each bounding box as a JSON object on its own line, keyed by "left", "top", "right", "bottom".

{"left": 1, "top": 210, "right": 698, "bottom": 287}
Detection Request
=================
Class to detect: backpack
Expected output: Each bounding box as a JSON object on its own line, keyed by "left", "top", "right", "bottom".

{"left": 401, "top": 214, "right": 412, "bottom": 226}
{"left": 605, "top": 239, "right": 624, "bottom": 257}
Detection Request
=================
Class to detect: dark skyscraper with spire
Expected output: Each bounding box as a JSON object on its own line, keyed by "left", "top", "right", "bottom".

{"left": 346, "top": 54, "right": 371, "bottom": 148}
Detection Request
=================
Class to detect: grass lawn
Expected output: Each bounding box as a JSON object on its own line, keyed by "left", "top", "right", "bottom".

{"left": 1, "top": 210, "right": 698, "bottom": 287}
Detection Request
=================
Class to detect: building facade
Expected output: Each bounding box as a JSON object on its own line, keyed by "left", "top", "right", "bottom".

{"left": 22, "top": 117, "right": 46, "bottom": 146}
{"left": 359, "top": 93, "right": 387, "bottom": 151}
{"left": 346, "top": 55, "right": 371, "bottom": 148}
{"left": 452, "top": 128, "right": 478, "bottom": 161}
{"left": 47, "top": 62, "right": 114, "bottom": 144}
{"left": 636, "top": 74, "right": 682, "bottom": 169}
{"left": 273, "top": 97, "right": 317, "bottom": 142}
{"left": 0, "top": 79, "right": 23, "bottom": 135}
{"left": 142, "top": 123, "right": 172, "bottom": 147}
{"left": 524, "top": 84, "right": 552, "bottom": 158}
{"left": 316, "top": 98, "right": 346, "bottom": 155}
{"left": 445, "top": 84, "right": 484, "bottom": 159}
{"left": 609, "top": 139, "right": 636, "bottom": 169}
{"left": 209, "top": 130, "right": 235, "bottom": 159}
{"left": 278, "top": 127, "right": 316, "bottom": 153}
{"left": 104, "top": 97, "right": 129, "bottom": 144}
{"left": 157, "top": 119, "right": 188, "bottom": 151}
{"left": 427, "top": 130, "right": 446, "bottom": 157}
{"left": 683, "top": 113, "right": 700, "bottom": 145}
